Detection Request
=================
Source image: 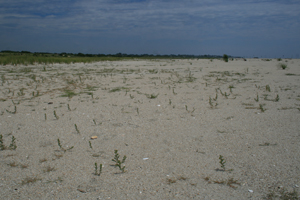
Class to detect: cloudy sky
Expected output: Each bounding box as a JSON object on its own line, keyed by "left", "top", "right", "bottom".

{"left": 1, "top": 0, "right": 299, "bottom": 58}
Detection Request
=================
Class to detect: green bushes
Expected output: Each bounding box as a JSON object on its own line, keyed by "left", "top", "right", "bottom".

{"left": 223, "top": 54, "right": 228, "bottom": 62}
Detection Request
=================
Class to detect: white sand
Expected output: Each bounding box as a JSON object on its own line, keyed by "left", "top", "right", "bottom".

{"left": 0, "top": 58, "right": 299, "bottom": 199}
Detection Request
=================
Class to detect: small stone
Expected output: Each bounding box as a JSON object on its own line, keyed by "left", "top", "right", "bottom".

{"left": 91, "top": 136, "right": 98, "bottom": 139}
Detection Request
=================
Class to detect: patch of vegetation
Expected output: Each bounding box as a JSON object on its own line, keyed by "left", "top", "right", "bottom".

{"left": 0, "top": 135, "right": 17, "bottom": 150}
{"left": 223, "top": 54, "right": 229, "bottom": 62}
{"left": 109, "top": 87, "right": 130, "bottom": 93}
{"left": 145, "top": 93, "right": 159, "bottom": 99}
{"left": 264, "top": 187, "right": 299, "bottom": 200}
{"left": 279, "top": 63, "right": 287, "bottom": 70}
{"left": 60, "top": 89, "right": 77, "bottom": 98}
{"left": 112, "top": 150, "right": 126, "bottom": 173}
{"left": 94, "top": 163, "right": 103, "bottom": 176}
{"left": 57, "top": 139, "right": 73, "bottom": 152}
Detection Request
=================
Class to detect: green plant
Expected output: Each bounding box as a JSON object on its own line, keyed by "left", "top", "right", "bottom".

{"left": 186, "top": 71, "right": 196, "bottom": 82}
{"left": 219, "top": 155, "right": 226, "bottom": 171}
{"left": 109, "top": 87, "right": 129, "bottom": 93}
{"left": 146, "top": 93, "right": 159, "bottom": 99}
{"left": 224, "top": 92, "right": 230, "bottom": 99}
{"left": 275, "top": 94, "right": 279, "bottom": 102}
{"left": 223, "top": 54, "right": 229, "bottom": 62}
{"left": 259, "top": 104, "right": 266, "bottom": 112}
{"left": 0, "top": 135, "right": 16, "bottom": 150}
{"left": 112, "top": 150, "right": 127, "bottom": 173}
{"left": 0, "top": 135, "right": 4, "bottom": 150}
{"left": 53, "top": 110, "right": 59, "bottom": 120}
{"left": 57, "top": 139, "right": 73, "bottom": 152}
{"left": 61, "top": 89, "right": 77, "bottom": 98}
{"left": 44, "top": 113, "right": 47, "bottom": 121}
{"left": 9, "top": 136, "right": 17, "bottom": 150}
{"left": 89, "top": 141, "right": 93, "bottom": 149}
{"left": 94, "top": 163, "right": 102, "bottom": 176}
{"left": 209, "top": 97, "right": 218, "bottom": 109}
{"left": 229, "top": 85, "right": 234, "bottom": 93}
{"left": 74, "top": 124, "right": 80, "bottom": 134}
{"left": 266, "top": 85, "right": 271, "bottom": 92}
{"left": 279, "top": 63, "right": 287, "bottom": 70}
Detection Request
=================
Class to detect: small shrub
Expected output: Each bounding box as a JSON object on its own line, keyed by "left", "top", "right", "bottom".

{"left": 112, "top": 150, "right": 126, "bottom": 173}
{"left": 219, "top": 155, "right": 226, "bottom": 171}
{"left": 279, "top": 63, "right": 287, "bottom": 70}
{"left": 223, "top": 54, "right": 229, "bottom": 62}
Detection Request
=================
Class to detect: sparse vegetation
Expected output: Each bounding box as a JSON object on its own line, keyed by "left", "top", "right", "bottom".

{"left": 219, "top": 155, "right": 226, "bottom": 171}
{"left": 74, "top": 124, "right": 80, "bottom": 134}
{"left": 264, "top": 187, "right": 299, "bottom": 200}
{"left": 112, "top": 150, "right": 127, "bottom": 173}
{"left": 57, "top": 139, "right": 74, "bottom": 152}
{"left": 94, "top": 163, "right": 103, "bottom": 176}
{"left": 0, "top": 135, "right": 4, "bottom": 150}
{"left": 60, "top": 89, "right": 77, "bottom": 98}
{"left": 0, "top": 135, "right": 17, "bottom": 150}
{"left": 146, "top": 93, "right": 159, "bottom": 99}
{"left": 259, "top": 104, "right": 266, "bottom": 112}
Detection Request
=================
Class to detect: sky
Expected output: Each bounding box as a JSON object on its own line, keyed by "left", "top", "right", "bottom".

{"left": 0, "top": 0, "right": 300, "bottom": 58}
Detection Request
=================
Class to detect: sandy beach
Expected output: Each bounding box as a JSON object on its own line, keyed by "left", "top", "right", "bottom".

{"left": 0, "top": 58, "right": 299, "bottom": 199}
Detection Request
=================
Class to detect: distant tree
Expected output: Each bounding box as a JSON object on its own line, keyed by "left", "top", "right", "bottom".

{"left": 77, "top": 53, "right": 85, "bottom": 57}
{"left": 223, "top": 54, "right": 228, "bottom": 62}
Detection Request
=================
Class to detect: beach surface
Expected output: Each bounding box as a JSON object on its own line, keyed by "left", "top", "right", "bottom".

{"left": 0, "top": 58, "right": 299, "bottom": 199}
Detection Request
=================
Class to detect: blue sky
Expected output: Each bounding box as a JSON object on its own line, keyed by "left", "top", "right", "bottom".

{"left": 1, "top": 0, "right": 299, "bottom": 58}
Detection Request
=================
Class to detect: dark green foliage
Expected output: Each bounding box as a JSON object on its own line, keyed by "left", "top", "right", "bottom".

{"left": 223, "top": 54, "right": 229, "bottom": 62}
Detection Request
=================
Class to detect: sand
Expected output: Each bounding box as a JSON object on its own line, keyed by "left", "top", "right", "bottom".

{"left": 0, "top": 58, "right": 299, "bottom": 199}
